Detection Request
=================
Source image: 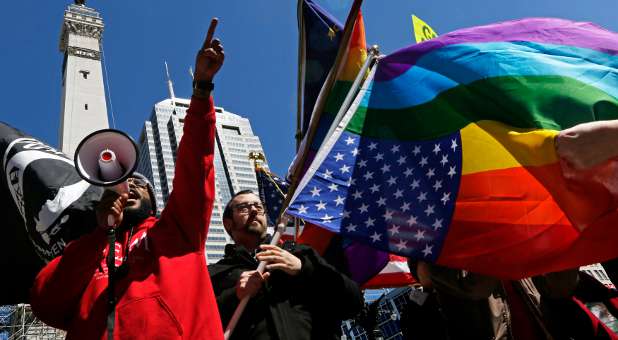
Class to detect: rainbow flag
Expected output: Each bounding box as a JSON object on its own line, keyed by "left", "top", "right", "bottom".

{"left": 286, "top": 18, "right": 618, "bottom": 279}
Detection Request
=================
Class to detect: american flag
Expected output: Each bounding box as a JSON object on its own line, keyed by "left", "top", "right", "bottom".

{"left": 286, "top": 130, "right": 462, "bottom": 261}
{"left": 256, "top": 168, "right": 290, "bottom": 225}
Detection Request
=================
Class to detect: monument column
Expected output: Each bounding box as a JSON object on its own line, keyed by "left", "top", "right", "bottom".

{"left": 58, "top": 0, "right": 109, "bottom": 156}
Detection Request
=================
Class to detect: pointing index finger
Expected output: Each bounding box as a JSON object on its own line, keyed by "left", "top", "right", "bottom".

{"left": 202, "top": 18, "right": 219, "bottom": 50}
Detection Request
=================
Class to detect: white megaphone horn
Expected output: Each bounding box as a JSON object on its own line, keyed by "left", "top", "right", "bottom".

{"left": 74, "top": 129, "right": 139, "bottom": 226}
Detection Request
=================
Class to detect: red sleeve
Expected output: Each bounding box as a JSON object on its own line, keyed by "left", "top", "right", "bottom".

{"left": 159, "top": 96, "right": 216, "bottom": 250}
{"left": 29, "top": 227, "right": 107, "bottom": 329}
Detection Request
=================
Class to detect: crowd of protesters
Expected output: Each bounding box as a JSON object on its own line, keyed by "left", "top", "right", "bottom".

{"left": 25, "top": 15, "right": 618, "bottom": 340}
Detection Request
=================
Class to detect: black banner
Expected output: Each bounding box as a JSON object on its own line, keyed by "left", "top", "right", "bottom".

{"left": 0, "top": 122, "right": 102, "bottom": 304}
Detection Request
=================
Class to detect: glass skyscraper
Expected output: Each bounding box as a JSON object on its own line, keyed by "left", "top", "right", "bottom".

{"left": 136, "top": 96, "right": 268, "bottom": 263}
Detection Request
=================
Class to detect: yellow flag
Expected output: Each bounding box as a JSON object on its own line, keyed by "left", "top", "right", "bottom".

{"left": 412, "top": 15, "right": 438, "bottom": 43}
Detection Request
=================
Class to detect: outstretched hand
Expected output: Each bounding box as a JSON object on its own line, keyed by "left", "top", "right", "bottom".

{"left": 556, "top": 120, "right": 618, "bottom": 170}
{"left": 194, "top": 18, "right": 225, "bottom": 82}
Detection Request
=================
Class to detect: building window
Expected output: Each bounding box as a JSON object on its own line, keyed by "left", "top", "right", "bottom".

{"left": 79, "top": 70, "right": 90, "bottom": 79}
{"left": 222, "top": 125, "right": 241, "bottom": 135}
{"left": 85, "top": 104, "right": 89, "bottom": 110}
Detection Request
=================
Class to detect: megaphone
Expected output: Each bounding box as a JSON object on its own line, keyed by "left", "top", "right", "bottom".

{"left": 74, "top": 128, "right": 139, "bottom": 192}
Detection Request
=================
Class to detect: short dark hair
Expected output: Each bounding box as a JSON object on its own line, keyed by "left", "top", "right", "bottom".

{"left": 223, "top": 190, "right": 258, "bottom": 220}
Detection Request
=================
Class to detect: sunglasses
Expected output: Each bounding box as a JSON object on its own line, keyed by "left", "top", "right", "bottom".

{"left": 128, "top": 177, "right": 149, "bottom": 189}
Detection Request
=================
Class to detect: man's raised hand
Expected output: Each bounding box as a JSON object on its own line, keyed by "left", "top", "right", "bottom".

{"left": 194, "top": 18, "right": 225, "bottom": 82}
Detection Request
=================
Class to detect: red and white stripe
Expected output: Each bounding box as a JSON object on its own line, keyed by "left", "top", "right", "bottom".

{"left": 361, "top": 254, "right": 415, "bottom": 289}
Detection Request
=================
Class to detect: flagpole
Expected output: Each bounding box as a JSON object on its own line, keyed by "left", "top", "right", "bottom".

{"left": 280, "top": 0, "right": 363, "bottom": 220}
{"left": 321, "top": 45, "right": 378, "bottom": 152}
{"left": 223, "top": 219, "right": 288, "bottom": 340}
{"left": 296, "top": 0, "right": 306, "bottom": 150}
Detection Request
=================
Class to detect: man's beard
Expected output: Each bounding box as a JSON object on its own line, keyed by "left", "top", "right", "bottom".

{"left": 119, "top": 197, "right": 152, "bottom": 230}
{"left": 243, "top": 214, "right": 266, "bottom": 237}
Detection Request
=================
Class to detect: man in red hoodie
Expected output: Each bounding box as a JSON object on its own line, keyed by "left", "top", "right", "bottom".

{"left": 30, "top": 18, "right": 225, "bottom": 340}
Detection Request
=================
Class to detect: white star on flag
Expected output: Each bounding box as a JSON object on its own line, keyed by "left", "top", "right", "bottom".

{"left": 388, "top": 225, "right": 400, "bottom": 235}
{"left": 448, "top": 166, "right": 457, "bottom": 178}
{"left": 433, "top": 143, "right": 441, "bottom": 154}
{"left": 358, "top": 203, "right": 369, "bottom": 213}
{"left": 387, "top": 176, "right": 398, "bottom": 186}
{"left": 441, "top": 155, "right": 449, "bottom": 166}
{"left": 441, "top": 192, "right": 451, "bottom": 205}
{"left": 407, "top": 215, "right": 418, "bottom": 226}
{"left": 417, "top": 192, "right": 427, "bottom": 202}
{"left": 334, "top": 195, "right": 345, "bottom": 206}
{"left": 414, "top": 229, "right": 426, "bottom": 241}
{"left": 395, "top": 239, "right": 408, "bottom": 251}
{"left": 432, "top": 218, "right": 443, "bottom": 230}
{"left": 370, "top": 232, "right": 382, "bottom": 242}
{"left": 412, "top": 145, "right": 421, "bottom": 155}
{"left": 383, "top": 210, "right": 394, "bottom": 221}
{"left": 311, "top": 187, "right": 321, "bottom": 197}
{"left": 425, "top": 204, "right": 435, "bottom": 216}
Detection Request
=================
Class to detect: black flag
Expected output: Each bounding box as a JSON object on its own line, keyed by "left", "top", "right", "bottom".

{"left": 0, "top": 122, "right": 102, "bottom": 304}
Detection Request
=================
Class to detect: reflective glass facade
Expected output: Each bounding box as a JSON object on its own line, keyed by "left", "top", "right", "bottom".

{"left": 137, "top": 97, "right": 268, "bottom": 263}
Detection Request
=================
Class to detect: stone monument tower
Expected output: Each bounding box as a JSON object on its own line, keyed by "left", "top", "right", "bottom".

{"left": 58, "top": 0, "right": 109, "bottom": 156}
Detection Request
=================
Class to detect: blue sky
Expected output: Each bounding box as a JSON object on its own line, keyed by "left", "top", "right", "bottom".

{"left": 1, "top": 0, "right": 617, "bottom": 175}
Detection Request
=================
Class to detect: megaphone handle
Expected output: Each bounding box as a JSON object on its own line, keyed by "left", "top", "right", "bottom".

{"left": 107, "top": 215, "right": 116, "bottom": 228}
{"left": 106, "top": 181, "right": 129, "bottom": 227}
{"left": 106, "top": 227, "right": 117, "bottom": 340}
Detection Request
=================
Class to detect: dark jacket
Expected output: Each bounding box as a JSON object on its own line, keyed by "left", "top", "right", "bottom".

{"left": 208, "top": 242, "right": 363, "bottom": 340}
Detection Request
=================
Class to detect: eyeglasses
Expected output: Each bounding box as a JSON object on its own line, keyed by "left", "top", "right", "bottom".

{"left": 128, "top": 177, "right": 149, "bottom": 189}
{"left": 233, "top": 202, "right": 265, "bottom": 214}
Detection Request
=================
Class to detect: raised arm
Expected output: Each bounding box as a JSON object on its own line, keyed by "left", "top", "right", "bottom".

{"left": 159, "top": 18, "right": 225, "bottom": 250}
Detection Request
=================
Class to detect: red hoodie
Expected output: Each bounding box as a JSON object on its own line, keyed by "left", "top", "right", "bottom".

{"left": 30, "top": 96, "right": 224, "bottom": 340}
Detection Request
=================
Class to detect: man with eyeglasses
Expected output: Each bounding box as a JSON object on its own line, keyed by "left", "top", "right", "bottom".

{"left": 30, "top": 19, "right": 226, "bottom": 340}
{"left": 208, "top": 190, "right": 363, "bottom": 340}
